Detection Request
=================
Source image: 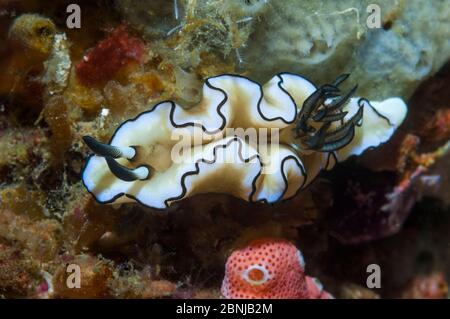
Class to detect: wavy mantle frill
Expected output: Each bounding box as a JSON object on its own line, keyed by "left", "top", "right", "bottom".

{"left": 82, "top": 73, "right": 407, "bottom": 209}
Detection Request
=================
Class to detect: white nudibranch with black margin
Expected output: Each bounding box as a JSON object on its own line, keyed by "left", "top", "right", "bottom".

{"left": 82, "top": 73, "right": 407, "bottom": 209}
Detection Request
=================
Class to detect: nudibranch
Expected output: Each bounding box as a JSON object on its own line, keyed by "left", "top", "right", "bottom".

{"left": 82, "top": 73, "right": 407, "bottom": 209}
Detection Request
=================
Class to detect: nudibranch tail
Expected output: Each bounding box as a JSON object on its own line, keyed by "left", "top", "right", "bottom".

{"left": 81, "top": 72, "right": 407, "bottom": 209}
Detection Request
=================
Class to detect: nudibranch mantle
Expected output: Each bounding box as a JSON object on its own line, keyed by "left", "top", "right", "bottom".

{"left": 82, "top": 73, "right": 407, "bottom": 209}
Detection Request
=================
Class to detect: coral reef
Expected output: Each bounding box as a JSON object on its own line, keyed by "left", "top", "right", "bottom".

{"left": 119, "top": 0, "right": 450, "bottom": 101}
{"left": 239, "top": 0, "right": 450, "bottom": 101}
{"left": 0, "top": 0, "right": 448, "bottom": 300}
{"left": 115, "top": 0, "right": 268, "bottom": 70}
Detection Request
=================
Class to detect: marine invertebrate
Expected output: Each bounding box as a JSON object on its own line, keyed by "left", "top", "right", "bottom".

{"left": 116, "top": 0, "right": 269, "bottom": 69}
{"left": 220, "top": 238, "right": 332, "bottom": 299}
{"left": 0, "top": 208, "right": 62, "bottom": 261}
{"left": 75, "top": 25, "right": 145, "bottom": 86}
{"left": 385, "top": 137, "right": 450, "bottom": 212}
{"left": 82, "top": 73, "right": 407, "bottom": 209}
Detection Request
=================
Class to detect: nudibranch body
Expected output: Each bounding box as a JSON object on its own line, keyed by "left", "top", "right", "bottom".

{"left": 82, "top": 73, "right": 407, "bottom": 209}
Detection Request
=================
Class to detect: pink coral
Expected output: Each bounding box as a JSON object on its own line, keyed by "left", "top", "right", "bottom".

{"left": 75, "top": 25, "right": 145, "bottom": 86}
{"left": 221, "top": 238, "right": 332, "bottom": 299}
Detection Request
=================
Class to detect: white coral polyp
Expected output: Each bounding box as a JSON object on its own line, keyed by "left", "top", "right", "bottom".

{"left": 242, "top": 265, "right": 271, "bottom": 286}
{"left": 82, "top": 73, "right": 407, "bottom": 209}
